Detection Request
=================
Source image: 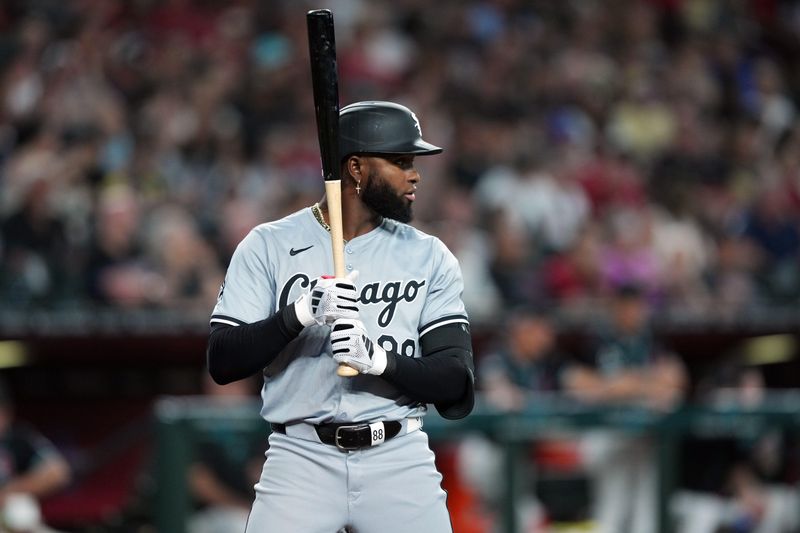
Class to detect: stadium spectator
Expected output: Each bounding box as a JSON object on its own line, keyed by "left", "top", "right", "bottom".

{"left": 597, "top": 207, "right": 664, "bottom": 302}
{"left": 540, "top": 224, "right": 604, "bottom": 312}
{"left": 0, "top": 174, "right": 69, "bottom": 307}
{"left": 741, "top": 185, "right": 800, "bottom": 302}
{"left": 84, "top": 184, "right": 158, "bottom": 308}
{"left": 141, "top": 204, "right": 223, "bottom": 311}
{"left": 484, "top": 207, "right": 546, "bottom": 307}
{"left": 425, "top": 185, "right": 503, "bottom": 325}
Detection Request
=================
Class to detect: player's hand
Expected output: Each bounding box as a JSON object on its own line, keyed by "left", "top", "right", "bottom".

{"left": 294, "top": 271, "right": 359, "bottom": 327}
{"left": 329, "top": 318, "right": 387, "bottom": 375}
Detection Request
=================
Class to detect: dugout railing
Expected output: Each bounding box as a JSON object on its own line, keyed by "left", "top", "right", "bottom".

{"left": 153, "top": 393, "right": 800, "bottom": 533}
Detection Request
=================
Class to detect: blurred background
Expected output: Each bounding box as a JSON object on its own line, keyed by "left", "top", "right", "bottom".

{"left": 0, "top": 0, "right": 798, "bottom": 532}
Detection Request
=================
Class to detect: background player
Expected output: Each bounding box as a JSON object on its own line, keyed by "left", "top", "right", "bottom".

{"left": 0, "top": 378, "right": 71, "bottom": 532}
{"left": 206, "top": 100, "right": 475, "bottom": 533}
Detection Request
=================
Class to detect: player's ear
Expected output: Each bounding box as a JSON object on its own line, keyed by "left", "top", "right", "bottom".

{"left": 344, "top": 155, "right": 362, "bottom": 179}
{"left": 342, "top": 155, "right": 361, "bottom": 178}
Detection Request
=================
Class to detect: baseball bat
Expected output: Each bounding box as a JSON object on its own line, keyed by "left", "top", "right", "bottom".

{"left": 307, "top": 9, "right": 358, "bottom": 377}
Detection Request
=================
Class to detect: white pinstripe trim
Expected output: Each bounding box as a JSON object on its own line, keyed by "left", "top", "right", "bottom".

{"left": 419, "top": 317, "right": 469, "bottom": 337}
{"left": 209, "top": 318, "right": 242, "bottom": 327}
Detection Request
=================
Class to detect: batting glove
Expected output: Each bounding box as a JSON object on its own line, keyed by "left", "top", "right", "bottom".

{"left": 294, "top": 271, "right": 359, "bottom": 327}
{"left": 330, "top": 318, "right": 388, "bottom": 376}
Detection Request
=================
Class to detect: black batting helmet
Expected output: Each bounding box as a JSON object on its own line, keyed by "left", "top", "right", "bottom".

{"left": 339, "top": 101, "right": 443, "bottom": 160}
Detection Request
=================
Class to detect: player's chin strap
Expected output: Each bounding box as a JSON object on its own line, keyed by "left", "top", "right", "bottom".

{"left": 270, "top": 417, "right": 423, "bottom": 451}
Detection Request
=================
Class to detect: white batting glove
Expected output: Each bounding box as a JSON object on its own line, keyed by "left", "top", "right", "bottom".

{"left": 294, "top": 271, "right": 359, "bottom": 327}
{"left": 330, "top": 318, "right": 387, "bottom": 376}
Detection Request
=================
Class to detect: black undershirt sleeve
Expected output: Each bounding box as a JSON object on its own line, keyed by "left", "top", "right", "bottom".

{"left": 206, "top": 304, "right": 304, "bottom": 385}
{"left": 381, "top": 323, "right": 475, "bottom": 420}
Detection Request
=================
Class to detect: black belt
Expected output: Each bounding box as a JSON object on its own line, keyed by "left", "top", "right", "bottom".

{"left": 271, "top": 420, "right": 403, "bottom": 451}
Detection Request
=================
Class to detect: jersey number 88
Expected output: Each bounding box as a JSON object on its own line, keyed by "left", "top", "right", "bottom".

{"left": 378, "top": 335, "right": 416, "bottom": 358}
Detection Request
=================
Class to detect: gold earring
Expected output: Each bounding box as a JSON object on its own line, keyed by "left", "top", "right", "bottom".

{"left": 355, "top": 179, "right": 361, "bottom": 195}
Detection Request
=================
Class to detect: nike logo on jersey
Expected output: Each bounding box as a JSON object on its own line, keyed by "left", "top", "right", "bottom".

{"left": 289, "top": 245, "right": 314, "bottom": 256}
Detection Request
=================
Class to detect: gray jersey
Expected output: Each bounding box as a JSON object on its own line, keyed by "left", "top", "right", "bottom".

{"left": 211, "top": 206, "right": 469, "bottom": 425}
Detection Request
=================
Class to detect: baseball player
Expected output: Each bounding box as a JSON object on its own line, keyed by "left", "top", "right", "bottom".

{"left": 207, "top": 101, "right": 475, "bottom": 533}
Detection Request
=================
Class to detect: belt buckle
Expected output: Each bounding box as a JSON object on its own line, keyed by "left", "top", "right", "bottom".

{"left": 334, "top": 424, "right": 366, "bottom": 451}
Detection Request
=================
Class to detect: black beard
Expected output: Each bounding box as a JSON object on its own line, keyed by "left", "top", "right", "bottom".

{"left": 361, "top": 170, "right": 413, "bottom": 223}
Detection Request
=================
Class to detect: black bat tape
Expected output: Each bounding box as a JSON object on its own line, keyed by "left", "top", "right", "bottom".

{"left": 307, "top": 9, "right": 340, "bottom": 182}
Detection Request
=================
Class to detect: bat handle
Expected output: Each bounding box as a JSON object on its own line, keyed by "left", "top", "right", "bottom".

{"left": 325, "top": 180, "right": 360, "bottom": 378}
{"left": 326, "top": 180, "right": 346, "bottom": 279}
{"left": 337, "top": 364, "right": 359, "bottom": 377}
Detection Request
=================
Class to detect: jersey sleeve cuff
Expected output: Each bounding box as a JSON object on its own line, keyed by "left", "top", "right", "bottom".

{"left": 419, "top": 315, "right": 469, "bottom": 338}
{"left": 210, "top": 314, "right": 247, "bottom": 327}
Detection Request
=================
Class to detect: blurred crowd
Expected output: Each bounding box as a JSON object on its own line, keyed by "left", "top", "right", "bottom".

{"left": 2, "top": 2, "right": 799, "bottom": 532}
{"left": 1, "top": 0, "right": 800, "bottom": 324}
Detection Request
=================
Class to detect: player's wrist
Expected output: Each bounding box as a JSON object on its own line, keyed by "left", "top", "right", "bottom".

{"left": 368, "top": 344, "right": 388, "bottom": 375}
{"left": 280, "top": 301, "right": 306, "bottom": 336}
{"left": 380, "top": 349, "right": 398, "bottom": 376}
{"left": 293, "top": 293, "right": 316, "bottom": 327}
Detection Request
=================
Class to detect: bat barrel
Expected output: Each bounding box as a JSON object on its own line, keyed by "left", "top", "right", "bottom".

{"left": 307, "top": 9, "right": 340, "bottom": 181}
